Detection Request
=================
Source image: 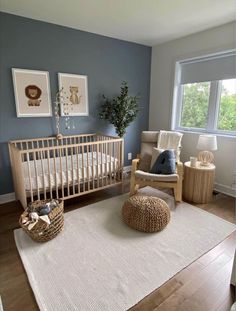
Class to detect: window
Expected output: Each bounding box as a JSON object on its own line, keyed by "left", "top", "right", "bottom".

{"left": 173, "top": 52, "right": 236, "bottom": 136}
{"left": 180, "top": 82, "right": 210, "bottom": 129}
{"left": 217, "top": 79, "right": 236, "bottom": 131}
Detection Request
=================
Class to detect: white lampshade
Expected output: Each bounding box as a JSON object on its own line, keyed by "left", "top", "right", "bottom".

{"left": 197, "top": 135, "right": 217, "bottom": 151}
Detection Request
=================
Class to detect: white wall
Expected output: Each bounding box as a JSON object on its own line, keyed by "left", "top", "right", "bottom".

{"left": 149, "top": 21, "right": 236, "bottom": 196}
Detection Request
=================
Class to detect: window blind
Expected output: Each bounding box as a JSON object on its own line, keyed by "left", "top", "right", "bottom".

{"left": 180, "top": 51, "right": 236, "bottom": 84}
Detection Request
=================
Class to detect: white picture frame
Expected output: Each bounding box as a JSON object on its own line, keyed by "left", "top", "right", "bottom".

{"left": 12, "top": 68, "right": 52, "bottom": 117}
{"left": 58, "top": 73, "right": 89, "bottom": 116}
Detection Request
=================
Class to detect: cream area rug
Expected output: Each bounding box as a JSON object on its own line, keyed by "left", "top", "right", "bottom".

{"left": 14, "top": 187, "right": 236, "bottom": 311}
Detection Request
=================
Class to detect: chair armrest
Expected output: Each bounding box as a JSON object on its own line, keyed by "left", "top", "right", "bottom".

{"left": 131, "top": 158, "right": 140, "bottom": 173}
{"left": 176, "top": 162, "right": 183, "bottom": 179}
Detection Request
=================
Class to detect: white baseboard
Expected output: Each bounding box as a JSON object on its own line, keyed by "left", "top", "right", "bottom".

{"left": 0, "top": 192, "right": 16, "bottom": 205}
{"left": 214, "top": 183, "right": 236, "bottom": 198}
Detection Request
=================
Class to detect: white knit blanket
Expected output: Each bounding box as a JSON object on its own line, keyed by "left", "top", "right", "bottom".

{"left": 157, "top": 131, "right": 183, "bottom": 162}
{"left": 14, "top": 187, "right": 235, "bottom": 311}
{"left": 158, "top": 130, "right": 183, "bottom": 149}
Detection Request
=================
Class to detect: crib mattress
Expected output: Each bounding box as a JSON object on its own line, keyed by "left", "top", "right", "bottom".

{"left": 22, "top": 152, "right": 119, "bottom": 191}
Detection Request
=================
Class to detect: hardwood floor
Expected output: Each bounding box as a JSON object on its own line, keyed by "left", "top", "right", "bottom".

{"left": 0, "top": 180, "right": 235, "bottom": 311}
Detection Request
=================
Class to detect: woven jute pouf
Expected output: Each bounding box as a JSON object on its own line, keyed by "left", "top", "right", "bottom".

{"left": 122, "top": 195, "right": 170, "bottom": 233}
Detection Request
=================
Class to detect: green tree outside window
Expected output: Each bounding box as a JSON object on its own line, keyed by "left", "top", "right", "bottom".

{"left": 180, "top": 81, "right": 236, "bottom": 131}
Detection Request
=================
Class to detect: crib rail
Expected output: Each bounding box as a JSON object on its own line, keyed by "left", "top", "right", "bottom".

{"left": 10, "top": 133, "right": 96, "bottom": 151}
{"left": 9, "top": 134, "right": 124, "bottom": 208}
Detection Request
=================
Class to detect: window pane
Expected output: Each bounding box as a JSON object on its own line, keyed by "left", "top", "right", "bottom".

{"left": 180, "top": 82, "right": 210, "bottom": 129}
{"left": 217, "top": 79, "right": 236, "bottom": 131}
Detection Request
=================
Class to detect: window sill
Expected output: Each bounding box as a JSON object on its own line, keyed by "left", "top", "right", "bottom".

{"left": 174, "top": 127, "right": 236, "bottom": 139}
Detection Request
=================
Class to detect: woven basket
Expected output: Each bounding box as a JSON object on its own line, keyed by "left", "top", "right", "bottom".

{"left": 19, "top": 199, "right": 64, "bottom": 242}
{"left": 122, "top": 195, "right": 170, "bottom": 233}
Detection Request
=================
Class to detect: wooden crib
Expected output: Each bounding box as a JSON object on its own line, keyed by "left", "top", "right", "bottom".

{"left": 8, "top": 133, "right": 124, "bottom": 209}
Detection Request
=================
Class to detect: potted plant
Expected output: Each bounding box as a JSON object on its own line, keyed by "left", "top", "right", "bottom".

{"left": 99, "top": 81, "right": 139, "bottom": 137}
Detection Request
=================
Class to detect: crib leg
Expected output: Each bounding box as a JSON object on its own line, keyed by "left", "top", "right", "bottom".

{"left": 19, "top": 194, "right": 27, "bottom": 210}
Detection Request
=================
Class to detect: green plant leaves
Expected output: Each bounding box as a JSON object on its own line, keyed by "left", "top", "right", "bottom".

{"left": 99, "top": 81, "right": 139, "bottom": 137}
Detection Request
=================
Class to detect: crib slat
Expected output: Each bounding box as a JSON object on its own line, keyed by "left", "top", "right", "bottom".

{"left": 64, "top": 137, "right": 68, "bottom": 157}
{"left": 117, "top": 142, "right": 120, "bottom": 180}
{"left": 40, "top": 150, "right": 46, "bottom": 199}
{"left": 113, "top": 142, "right": 116, "bottom": 181}
{"left": 19, "top": 142, "right": 24, "bottom": 161}
{"left": 96, "top": 143, "right": 99, "bottom": 188}
{"left": 71, "top": 146, "right": 75, "bottom": 195}
{"left": 82, "top": 145, "right": 85, "bottom": 192}
{"left": 26, "top": 152, "right": 33, "bottom": 202}
{"left": 76, "top": 145, "right": 80, "bottom": 194}
{"left": 111, "top": 142, "right": 114, "bottom": 182}
{"left": 91, "top": 144, "right": 94, "bottom": 189}
{"left": 65, "top": 147, "right": 70, "bottom": 196}
{"left": 109, "top": 143, "right": 112, "bottom": 184}
{"left": 87, "top": 144, "right": 90, "bottom": 191}
{"left": 33, "top": 151, "right": 40, "bottom": 200}
{"left": 42, "top": 140, "right": 45, "bottom": 158}
{"left": 53, "top": 149, "right": 59, "bottom": 199}
{"left": 19, "top": 141, "right": 23, "bottom": 156}
{"left": 113, "top": 142, "right": 116, "bottom": 180}
{"left": 47, "top": 149, "right": 52, "bottom": 199}
{"left": 101, "top": 142, "right": 103, "bottom": 187}
{"left": 59, "top": 148, "right": 64, "bottom": 198}
{"left": 121, "top": 139, "right": 124, "bottom": 181}
{"left": 114, "top": 142, "right": 118, "bottom": 181}
{"left": 105, "top": 142, "right": 108, "bottom": 186}
{"left": 117, "top": 141, "right": 120, "bottom": 180}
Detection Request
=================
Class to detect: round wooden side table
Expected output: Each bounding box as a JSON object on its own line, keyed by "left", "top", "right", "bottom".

{"left": 183, "top": 161, "right": 215, "bottom": 204}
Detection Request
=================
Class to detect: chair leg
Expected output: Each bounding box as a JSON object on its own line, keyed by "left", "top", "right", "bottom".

{"left": 130, "top": 174, "right": 137, "bottom": 196}
{"left": 174, "top": 181, "right": 182, "bottom": 202}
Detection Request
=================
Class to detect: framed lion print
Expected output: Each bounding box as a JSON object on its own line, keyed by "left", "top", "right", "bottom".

{"left": 58, "top": 73, "right": 89, "bottom": 116}
{"left": 12, "top": 68, "right": 52, "bottom": 117}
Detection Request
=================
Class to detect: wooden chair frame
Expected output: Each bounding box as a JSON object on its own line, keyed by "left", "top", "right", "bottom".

{"left": 130, "top": 159, "right": 183, "bottom": 202}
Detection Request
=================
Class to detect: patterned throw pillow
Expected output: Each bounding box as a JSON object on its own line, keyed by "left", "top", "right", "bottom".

{"left": 150, "top": 149, "right": 176, "bottom": 175}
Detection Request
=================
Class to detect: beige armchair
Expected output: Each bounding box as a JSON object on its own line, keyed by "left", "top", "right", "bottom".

{"left": 130, "top": 131, "right": 183, "bottom": 202}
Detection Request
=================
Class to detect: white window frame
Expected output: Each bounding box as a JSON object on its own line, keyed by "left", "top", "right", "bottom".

{"left": 172, "top": 55, "right": 236, "bottom": 137}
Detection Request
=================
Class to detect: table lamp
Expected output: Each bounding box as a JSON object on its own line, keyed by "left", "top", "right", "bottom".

{"left": 197, "top": 135, "right": 217, "bottom": 166}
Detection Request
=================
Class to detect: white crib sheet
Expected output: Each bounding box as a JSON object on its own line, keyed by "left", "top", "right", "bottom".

{"left": 22, "top": 152, "right": 119, "bottom": 191}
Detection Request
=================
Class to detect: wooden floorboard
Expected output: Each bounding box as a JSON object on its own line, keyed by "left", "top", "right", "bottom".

{"left": 0, "top": 181, "right": 235, "bottom": 311}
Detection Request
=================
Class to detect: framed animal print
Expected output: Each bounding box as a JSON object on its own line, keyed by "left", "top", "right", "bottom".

{"left": 12, "top": 68, "right": 52, "bottom": 117}
{"left": 58, "top": 73, "right": 89, "bottom": 116}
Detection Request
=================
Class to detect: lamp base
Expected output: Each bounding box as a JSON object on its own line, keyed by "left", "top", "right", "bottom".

{"left": 198, "top": 151, "right": 214, "bottom": 166}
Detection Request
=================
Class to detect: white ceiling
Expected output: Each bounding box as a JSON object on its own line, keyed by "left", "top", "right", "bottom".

{"left": 1, "top": 0, "right": 236, "bottom": 46}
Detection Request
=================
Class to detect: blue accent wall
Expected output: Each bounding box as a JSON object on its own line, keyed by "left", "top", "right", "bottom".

{"left": 0, "top": 12, "right": 151, "bottom": 195}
